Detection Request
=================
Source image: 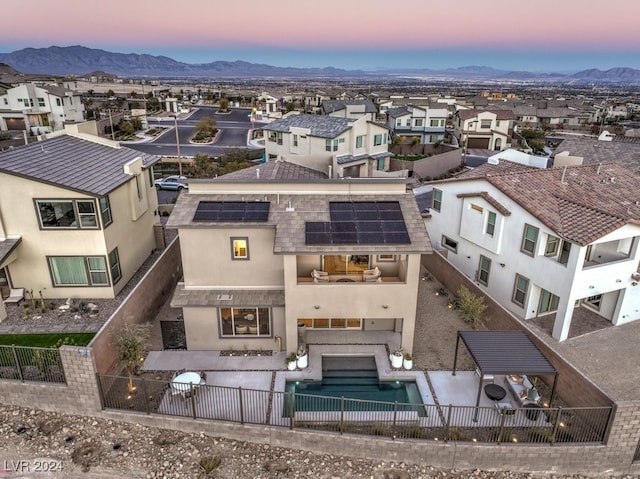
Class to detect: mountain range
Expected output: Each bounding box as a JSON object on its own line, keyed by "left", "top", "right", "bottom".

{"left": 1, "top": 45, "right": 640, "bottom": 83}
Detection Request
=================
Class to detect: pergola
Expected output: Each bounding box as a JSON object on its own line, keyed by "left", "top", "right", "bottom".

{"left": 452, "top": 330, "right": 558, "bottom": 421}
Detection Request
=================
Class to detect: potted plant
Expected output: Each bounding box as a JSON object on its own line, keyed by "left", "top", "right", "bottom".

{"left": 296, "top": 345, "right": 308, "bottom": 369}
{"left": 403, "top": 352, "right": 413, "bottom": 370}
{"left": 390, "top": 346, "right": 404, "bottom": 369}
{"left": 286, "top": 353, "right": 297, "bottom": 371}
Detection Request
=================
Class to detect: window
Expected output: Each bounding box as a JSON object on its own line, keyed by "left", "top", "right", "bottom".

{"left": 480, "top": 119, "right": 492, "bottom": 128}
{"left": 376, "top": 158, "right": 385, "bottom": 171}
{"left": 512, "top": 274, "right": 529, "bottom": 307}
{"left": 373, "top": 133, "right": 387, "bottom": 146}
{"left": 558, "top": 240, "right": 571, "bottom": 265}
{"left": 220, "top": 307, "right": 271, "bottom": 337}
{"left": 377, "top": 254, "right": 396, "bottom": 262}
{"left": 486, "top": 211, "right": 497, "bottom": 236}
{"left": 36, "top": 199, "right": 99, "bottom": 229}
{"left": 442, "top": 235, "right": 458, "bottom": 253}
{"left": 231, "top": 237, "right": 249, "bottom": 260}
{"left": 538, "top": 289, "right": 560, "bottom": 314}
{"left": 430, "top": 119, "right": 439, "bottom": 127}
{"left": 584, "top": 294, "right": 603, "bottom": 310}
{"left": 267, "top": 131, "right": 282, "bottom": 145}
{"left": 415, "top": 118, "right": 423, "bottom": 127}
{"left": 478, "top": 255, "right": 491, "bottom": 285}
{"left": 108, "top": 248, "right": 122, "bottom": 284}
{"left": 356, "top": 135, "right": 364, "bottom": 148}
{"left": 37, "top": 97, "right": 45, "bottom": 107}
{"left": 325, "top": 139, "right": 338, "bottom": 151}
{"left": 405, "top": 119, "right": 411, "bottom": 127}
{"left": 56, "top": 98, "right": 62, "bottom": 107}
{"left": 432, "top": 188, "right": 442, "bottom": 212}
{"left": 521, "top": 224, "right": 539, "bottom": 256}
{"left": 545, "top": 235, "right": 560, "bottom": 256}
{"left": 293, "top": 134, "right": 298, "bottom": 147}
{"left": 496, "top": 120, "right": 501, "bottom": 127}
{"left": 396, "top": 119, "right": 402, "bottom": 127}
{"left": 49, "top": 256, "right": 108, "bottom": 286}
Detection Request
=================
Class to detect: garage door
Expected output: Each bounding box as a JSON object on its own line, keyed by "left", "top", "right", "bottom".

{"left": 5, "top": 118, "right": 26, "bottom": 130}
{"left": 467, "top": 137, "right": 490, "bottom": 149}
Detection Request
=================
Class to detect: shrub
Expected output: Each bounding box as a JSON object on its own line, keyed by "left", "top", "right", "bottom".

{"left": 456, "top": 286, "right": 487, "bottom": 330}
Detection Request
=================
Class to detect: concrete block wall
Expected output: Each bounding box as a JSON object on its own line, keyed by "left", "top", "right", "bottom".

{"left": 0, "top": 346, "right": 101, "bottom": 415}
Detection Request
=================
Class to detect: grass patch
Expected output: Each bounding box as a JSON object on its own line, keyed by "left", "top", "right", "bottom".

{"left": 0, "top": 333, "right": 95, "bottom": 348}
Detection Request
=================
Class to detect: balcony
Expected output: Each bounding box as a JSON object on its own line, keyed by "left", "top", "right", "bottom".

{"left": 583, "top": 238, "right": 637, "bottom": 269}
{"left": 296, "top": 254, "right": 406, "bottom": 285}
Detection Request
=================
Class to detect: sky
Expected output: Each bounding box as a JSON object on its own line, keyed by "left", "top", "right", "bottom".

{"left": 1, "top": 0, "right": 639, "bottom": 72}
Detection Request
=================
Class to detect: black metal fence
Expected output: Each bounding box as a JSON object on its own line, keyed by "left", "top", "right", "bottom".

{"left": 97, "top": 374, "right": 613, "bottom": 445}
{"left": 0, "top": 345, "right": 66, "bottom": 383}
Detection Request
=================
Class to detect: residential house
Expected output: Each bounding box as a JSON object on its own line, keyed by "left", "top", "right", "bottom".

{"left": 386, "top": 104, "right": 449, "bottom": 144}
{"left": 424, "top": 161, "right": 640, "bottom": 342}
{"left": 0, "top": 122, "right": 161, "bottom": 321}
{"left": 453, "top": 109, "right": 515, "bottom": 151}
{"left": 0, "top": 83, "right": 85, "bottom": 133}
{"left": 321, "top": 100, "right": 378, "bottom": 121}
{"left": 262, "top": 114, "right": 394, "bottom": 178}
{"left": 167, "top": 164, "right": 431, "bottom": 354}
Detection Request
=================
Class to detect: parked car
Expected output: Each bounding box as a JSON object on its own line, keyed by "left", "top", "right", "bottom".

{"left": 154, "top": 175, "right": 189, "bottom": 191}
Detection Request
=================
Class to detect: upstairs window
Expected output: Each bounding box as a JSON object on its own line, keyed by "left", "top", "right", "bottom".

{"left": 36, "top": 199, "right": 99, "bottom": 229}
{"left": 521, "top": 224, "right": 539, "bottom": 256}
{"left": 373, "top": 133, "right": 387, "bottom": 146}
{"left": 432, "top": 189, "right": 442, "bottom": 212}
{"left": 99, "top": 196, "right": 112, "bottom": 227}
{"left": 486, "top": 211, "right": 497, "bottom": 237}
{"left": 356, "top": 135, "right": 364, "bottom": 148}
{"left": 512, "top": 274, "right": 529, "bottom": 307}
{"left": 231, "top": 237, "right": 249, "bottom": 260}
{"left": 480, "top": 119, "right": 492, "bottom": 128}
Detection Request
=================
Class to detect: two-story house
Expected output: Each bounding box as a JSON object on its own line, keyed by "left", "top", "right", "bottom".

{"left": 262, "top": 114, "right": 393, "bottom": 178}
{"left": 0, "top": 122, "right": 161, "bottom": 321}
{"left": 167, "top": 164, "right": 432, "bottom": 354}
{"left": 0, "top": 83, "right": 85, "bottom": 134}
{"left": 424, "top": 161, "right": 640, "bottom": 342}
{"left": 453, "top": 109, "right": 515, "bottom": 151}
{"left": 386, "top": 104, "right": 449, "bottom": 144}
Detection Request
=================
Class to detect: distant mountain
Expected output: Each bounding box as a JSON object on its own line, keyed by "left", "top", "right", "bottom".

{"left": 0, "top": 45, "right": 639, "bottom": 83}
{"left": 0, "top": 45, "right": 366, "bottom": 78}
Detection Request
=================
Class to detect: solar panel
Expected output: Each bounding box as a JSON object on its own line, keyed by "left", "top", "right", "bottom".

{"left": 330, "top": 202, "right": 353, "bottom": 211}
{"left": 332, "top": 232, "right": 358, "bottom": 244}
{"left": 356, "top": 221, "right": 383, "bottom": 232}
{"left": 379, "top": 209, "right": 404, "bottom": 220}
{"left": 354, "top": 210, "right": 380, "bottom": 220}
{"left": 358, "top": 232, "right": 385, "bottom": 244}
{"left": 193, "top": 201, "right": 270, "bottom": 222}
{"left": 305, "top": 232, "right": 332, "bottom": 244}
{"left": 384, "top": 231, "right": 411, "bottom": 244}
{"left": 382, "top": 221, "right": 408, "bottom": 232}
{"left": 331, "top": 210, "right": 355, "bottom": 221}
{"left": 306, "top": 222, "right": 331, "bottom": 233}
{"left": 331, "top": 221, "right": 357, "bottom": 233}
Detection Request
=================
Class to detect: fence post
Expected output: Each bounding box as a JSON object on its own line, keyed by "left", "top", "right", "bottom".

{"left": 551, "top": 406, "right": 562, "bottom": 445}
{"left": 189, "top": 384, "right": 197, "bottom": 420}
{"left": 142, "top": 377, "right": 150, "bottom": 415}
{"left": 446, "top": 404, "right": 453, "bottom": 442}
{"left": 95, "top": 373, "right": 105, "bottom": 410}
{"left": 392, "top": 401, "right": 398, "bottom": 439}
{"left": 288, "top": 392, "right": 295, "bottom": 430}
{"left": 497, "top": 408, "right": 507, "bottom": 445}
{"left": 11, "top": 345, "right": 24, "bottom": 381}
{"left": 340, "top": 397, "right": 345, "bottom": 435}
{"left": 238, "top": 386, "right": 244, "bottom": 424}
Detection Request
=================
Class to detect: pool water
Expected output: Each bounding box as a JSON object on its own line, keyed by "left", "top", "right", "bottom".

{"left": 284, "top": 356, "right": 426, "bottom": 416}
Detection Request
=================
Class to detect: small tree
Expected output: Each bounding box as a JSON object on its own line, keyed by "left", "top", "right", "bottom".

{"left": 110, "top": 322, "right": 151, "bottom": 394}
{"left": 456, "top": 286, "right": 487, "bottom": 330}
{"left": 218, "top": 97, "right": 229, "bottom": 112}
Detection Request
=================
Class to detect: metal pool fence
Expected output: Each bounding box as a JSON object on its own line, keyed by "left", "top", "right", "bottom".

{"left": 97, "top": 374, "right": 613, "bottom": 445}
{"left": 0, "top": 344, "right": 66, "bottom": 383}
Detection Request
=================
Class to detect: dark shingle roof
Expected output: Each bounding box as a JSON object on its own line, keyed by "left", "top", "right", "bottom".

{"left": 553, "top": 136, "right": 640, "bottom": 173}
{"left": 456, "top": 109, "right": 516, "bottom": 121}
{"left": 262, "top": 114, "right": 353, "bottom": 139}
{"left": 321, "top": 99, "right": 377, "bottom": 114}
{"left": 0, "top": 134, "right": 160, "bottom": 196}
{"left": 443, "top": 162, "right": 640, "bottom": 245}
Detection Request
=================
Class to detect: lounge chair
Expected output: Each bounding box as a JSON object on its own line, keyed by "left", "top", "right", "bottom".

{"left": 3, "top": 288, "right": 24, "bottom": 305}
{"left": 311, "top": 269, "right": 329, "bottom": 283}
{"left": 362, "top": 267, "right": 381, "bottom": 282}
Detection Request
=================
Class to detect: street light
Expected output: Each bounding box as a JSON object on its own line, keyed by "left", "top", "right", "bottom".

{"left": 173, "top": 115, "right": 182, "bottom": 176}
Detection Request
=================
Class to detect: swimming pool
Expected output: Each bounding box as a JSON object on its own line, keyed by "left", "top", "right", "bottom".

{"left": 284, "top": 356, "right": 426, "bottom": 416}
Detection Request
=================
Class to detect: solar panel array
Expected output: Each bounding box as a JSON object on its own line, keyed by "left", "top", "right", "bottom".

{"left": 305, "top": 201, "right": 411, "bottom": 245}
{"left": 193, "top": 201, "right": 270, "bottom": 222}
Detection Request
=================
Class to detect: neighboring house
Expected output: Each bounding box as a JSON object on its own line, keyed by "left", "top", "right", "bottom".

{"left": 453, "top": 109, "right": 515, "bottom": 151}
{"left": 424, "top": 161, "right": 640, "bottom": 342}
{"left": 487, "top": 149, "right": 549, "bottom": 169}
{"left": 0, "top": 83, "right": 85, "bottom": 133}
{"left": 321, "top": 100, "right": 378, "bottom": 121}
{"left": 0, "top": 122, "right": 161, "bottom": 321}
{"left": 386, "top": 104, "right": 448, "bottom": 144}
{"left": 262, "top": 114, "right": 394, "bottom": 178}
{"left": 167, "top": 165, "right": 432, "bottom": 354}
{"left": 537, "top": 107, "right": 591, "bottom": 129}
{"left": 552, "top": 132, "right": 640, "bottom": 173}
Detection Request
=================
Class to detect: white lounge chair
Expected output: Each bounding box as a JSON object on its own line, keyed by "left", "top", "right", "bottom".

{"left": 3, "top": 288, "right": 24, "bottom": 305}
{"left": 311, "top": 269, "right": 329, "bottom": 283}
{"left": 362, "top": 267, "right": 381, "bottom": 282}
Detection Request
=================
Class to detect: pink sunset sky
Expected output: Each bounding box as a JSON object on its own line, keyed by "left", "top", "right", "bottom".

{"left": 2, "top": 0, "right": 639, "bottom": 71}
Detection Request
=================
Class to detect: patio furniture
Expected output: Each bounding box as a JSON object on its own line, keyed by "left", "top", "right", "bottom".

{"left": 504, "top": 374, "right": 541, "bottom": 406}
{"left": 3, "top": 288, "right": 24, "bottom": 305}
{"left": 235, "top": 325, "right": 248, "bottom": 334}
{"left": 523, "top": 403, "right": 542, "bottom": 421}
{"left": 172, "top": 371, "right": 203, "bottom": 400}
{"left": 475, "top": 367, "right": 494, "bottom": 384}
{"left": 362, "top": 267, "right": 381, "bottom": 282}
{"left": 484, "top": 383, "right": 507, "bottom": 402}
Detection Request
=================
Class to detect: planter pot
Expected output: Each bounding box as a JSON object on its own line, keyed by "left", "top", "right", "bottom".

{"left": 390, "top": 354, "right": 403, "bottom": 369}
{"left": 287, "top": 361, "right": 297, "bottom": 371}
{"left": 403, "top": 359, "right": 413, "bottom": 370}
{"left": 296, "top": 354, "right": 308, "bottom": 369}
